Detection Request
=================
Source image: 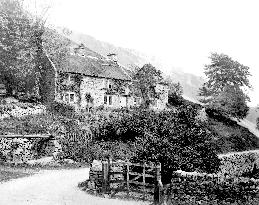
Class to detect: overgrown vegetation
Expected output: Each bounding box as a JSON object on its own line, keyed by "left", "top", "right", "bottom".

{"left": 86, "top": 106, "right": 220, "bottom": 184}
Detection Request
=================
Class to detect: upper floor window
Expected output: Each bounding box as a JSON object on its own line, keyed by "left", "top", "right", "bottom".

{"left": 70, "top": 93, "right": 75, "bottom": 103}
{"left": 104, "top": 95, "right": 107, "bottom": 104}
{"left": 64, "top": 92, "right": 75, "bottom": 103}
{"left": 104, "top": 95, "right": 112, "bottom": 105}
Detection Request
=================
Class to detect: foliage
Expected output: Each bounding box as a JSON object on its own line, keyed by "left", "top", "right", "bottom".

{"left": 168, "top": 82, "right": 184, "bottom": 107}
{"left": 93, "top": 106, "right": 221, "bottom": 184}
{"left": 210, "top": 85, "right": 250, "bottom": 119}
{"left": 57, "top": 73, "right": 82, "bottom": 105}
{"left": 0, "top": 0, "right": 70, "bottom": 102}
{"left": 199, "top": 53, "right": 251, "bottom": 119}
{"left": 0, "top": 0, "right": 41, "bottom": 96}
{"left": 256, "top": 117, "right": 259, "bottom": 130}
{"left": 61, "top": 138, "right": 136, "bottom": 163}
{"left": 132, "top": 64, "right": 163, "bottom": 108}
{"left": 202, "top": 53, "right": 251, "bottom": 94}
{"left": 49, "top": 101, "right": 77, "bottom": 119}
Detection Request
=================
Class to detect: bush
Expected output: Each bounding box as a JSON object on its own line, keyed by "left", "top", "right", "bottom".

{"left": 92, "top": 105, "right": 221, "bottom": 184}
{"left": 60, "top": 130, "right": 136, "bottom": 163}
{"left": 50, "top": 101, "right": 77, "bottom": 118}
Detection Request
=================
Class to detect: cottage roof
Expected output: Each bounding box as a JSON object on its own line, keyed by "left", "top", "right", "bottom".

{"left": 58, "top": 51, "right": 132, "bottom": 81}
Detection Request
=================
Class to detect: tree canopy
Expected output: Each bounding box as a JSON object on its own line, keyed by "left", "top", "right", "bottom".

{"left": 0, "top": 0, "right": 40, "bottom": 96}
{"left": 0, "top": 0, "right": 70, "bottom": 101}
{"left": 133, "top": 63, "right": 163, "bottom": 108}
{"left": 199, "top": 53, "right": 251, "bottom": 119}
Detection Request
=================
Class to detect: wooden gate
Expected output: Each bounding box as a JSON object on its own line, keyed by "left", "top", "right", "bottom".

{"left": 99, "top": 159, "right": 163, "bottom": 204}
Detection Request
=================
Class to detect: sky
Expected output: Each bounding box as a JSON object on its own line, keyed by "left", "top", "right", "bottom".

{"left": 26, "top": 0, "right": 259, "bottom": 106}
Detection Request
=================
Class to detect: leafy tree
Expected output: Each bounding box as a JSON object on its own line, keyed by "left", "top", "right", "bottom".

{"left": 199, "top": 53, "right": 251, "bottom": 119}
{"left": 0, "top": 0, "right": 39, "bottom": 96}
{"left": 256, "top": 117, "right": 259, "bottom": 130}
{"left": 0, "top": 0, "right": 70, "bottom": 101}
{"left": 167, "top": 81, "right": 184, "bottom": 106}
{"left": 133, "top": 64, "right": 163, "bottom": 108}
{"left": 211, "top": 85, "right": 249, "bottom": 120}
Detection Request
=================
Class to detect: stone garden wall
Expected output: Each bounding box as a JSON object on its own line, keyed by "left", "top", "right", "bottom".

{"left": 0, "top": 137, "right": 63, "bottom": 164}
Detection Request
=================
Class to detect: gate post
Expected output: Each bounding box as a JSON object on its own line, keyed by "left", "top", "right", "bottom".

{"left": 102, "top": 161, "right": 109, "bottom": 193}
{"left": 154, "top": 162, "right": 163, "bottom": 205}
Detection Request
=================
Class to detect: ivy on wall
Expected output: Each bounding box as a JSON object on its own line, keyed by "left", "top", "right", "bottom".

{"left": 56, "top": 72, "right": 83, "bottom": 105}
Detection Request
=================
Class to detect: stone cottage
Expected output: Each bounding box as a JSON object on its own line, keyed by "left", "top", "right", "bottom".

{"left": 56, "top": 44, "right": 169, "bottom": 110}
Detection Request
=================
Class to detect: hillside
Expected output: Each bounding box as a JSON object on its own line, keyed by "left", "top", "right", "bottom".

{"left": 246, "top": 107, "right": 259, "bottom": 125}
{"left": 181, "top": 100, "right": 259, "bottom": 154}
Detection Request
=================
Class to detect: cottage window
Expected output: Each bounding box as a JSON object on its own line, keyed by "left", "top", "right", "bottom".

{"left": 109, "top": 96, "right": 112, "bottom": 105}
{"left": 70, "top": 93, "right": 75, "bottom": 102}
{"left": 104, "top": 95, "right": 107, "bottom": 104}
{"left": 64, "top": 92, "right": 75, "bottom": 103}
{"left": 65, "top": 93, "right": 69, "bottom": 102}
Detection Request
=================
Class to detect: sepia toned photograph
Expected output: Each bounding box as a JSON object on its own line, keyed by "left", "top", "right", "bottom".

{"left": 0, "top": 0, "right": 259, "bottom": 204}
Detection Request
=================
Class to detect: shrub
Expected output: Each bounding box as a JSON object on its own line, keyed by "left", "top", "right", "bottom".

{"left": 50, "top": 101, "right": 77, "bottom": 118}
{"left": 60, "top": 130, "right": 136, "bottom": 163}
{"left": 92, "top": 105, "right": 221, "bottom": 184}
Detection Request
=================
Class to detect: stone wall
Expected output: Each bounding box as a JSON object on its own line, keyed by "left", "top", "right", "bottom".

{"left": 0, "top": 138, "right": 34, "bottom": 163}
{"left": 0, "top": 104, "right": 46, "bottom": 120}
{"left": 0, "top": 137, "right": 63, "bottom": 164}
{"left": 218, "top": 150, "right": 259, "bottom": 176}
{"left": 166, "top": 170, "right": 259, "bottom": 204}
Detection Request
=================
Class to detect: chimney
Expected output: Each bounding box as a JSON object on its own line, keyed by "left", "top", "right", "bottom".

{"left": 107, "top": 53, "right": 118, "bottom": 63}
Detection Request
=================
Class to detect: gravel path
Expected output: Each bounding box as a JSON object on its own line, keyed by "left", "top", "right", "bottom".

{"left": 0, "top": 168, "right": 149, "bottom": 205}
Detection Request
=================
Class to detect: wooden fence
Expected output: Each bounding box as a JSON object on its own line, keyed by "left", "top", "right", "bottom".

{"left": 88, "top": 159, "right": 164, "bottom": 204}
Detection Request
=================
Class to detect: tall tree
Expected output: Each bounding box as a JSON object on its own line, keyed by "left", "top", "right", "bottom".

{"left": 0, "top": 0, "right": 36, "bottom": 95}
{"left": 0, "top": 0, "right": 70, "bottom": 101}
{"left": 199, "top": 53, "right": 251, "bottom": 119}
{"left": 133, "top": 64, "right": 163, "bottom": 108}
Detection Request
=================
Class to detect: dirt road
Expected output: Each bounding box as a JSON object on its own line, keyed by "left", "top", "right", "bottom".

{"left": 0, "top": 168, "right": 149, "bottom": 205}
